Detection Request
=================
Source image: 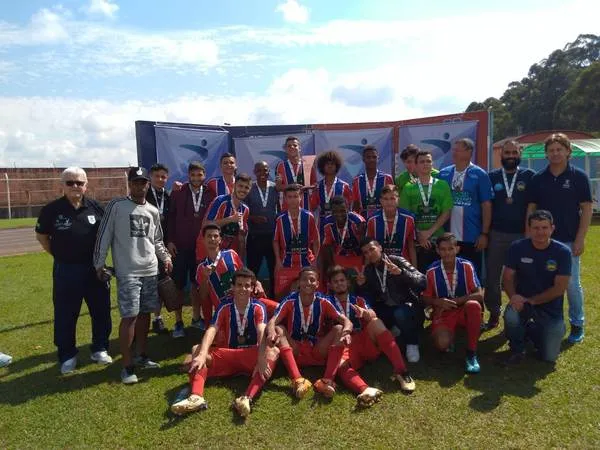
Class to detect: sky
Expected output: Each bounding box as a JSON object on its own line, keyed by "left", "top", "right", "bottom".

{"left": 0, "top": 0, "right": 598, "bottom": 167}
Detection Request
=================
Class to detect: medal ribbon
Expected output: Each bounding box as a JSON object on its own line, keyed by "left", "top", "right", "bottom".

{"left": 334, "top": 296, "right": 351, "bottom": 318}
{"left": 298, "top": 295, "right": 315, "bottom": 334}
{"left": 190, "top": 185, "right": 203, "bottom": 215}
{"left": 151, "top": 187, "right": 165, "bottom": 215}
{"left": 257, "top": 181, "right": 274, "bottom": 208}
{"left": 417, "top": 178, "right": 434, "bottom": 207}
{"left": 287, "top": 160, "right": 301, "bottom": 183}
{"left": 501, "top": 168, "right": 518, "bottom": 200}
{"left": 234, "top": 301, "right": 251, "bottom": 338}
{"left": 441, "top": 263, "right": 458, "bottom": 298}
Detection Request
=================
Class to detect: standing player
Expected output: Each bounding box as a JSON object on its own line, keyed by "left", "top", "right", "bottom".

{"left": 437, "top": 138, "right": 493, "bottom": 278}
{"left": 352, "top": 145, "right": 393, "bottom": 219}
{"left": 275, "top": 136, "right": 316, "bottom": 210}
{"left": 395, "top": 144, "right": 439, "bottom": 198}
{"left": 273, "top": 185, "right": 320, "bottom": 299}
{"left": 206, "top": 153, "right": 237, "bottom": 197}
{"left": 171, "top": 269, "right": 279, "bottom": 418}
{"left": 400, "top": 150, "right": 453, "bottom": 273}
{"left": 327, "top": 266, "right": 415, "bottom": 406}
{"left": 203, "top": 173, "right": 251, "bottom": 260}
{"left": 266, "top": 267, "right": 353, "bottom": 399}
{"left": 367, "top": 184, "right": 417, "bottom": 267}
{"left": 166, "top": 161, "right": 215, "bottom": 337}
{"left": 422, "top": 233, "right": 483, "bottom": 374}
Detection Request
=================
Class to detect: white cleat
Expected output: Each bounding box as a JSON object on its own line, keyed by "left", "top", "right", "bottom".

{"left": 171, "top": 394, "right": 208, "bottom": 416}
{"left": 357, "top": 387, "right": 383, "bottom": 407}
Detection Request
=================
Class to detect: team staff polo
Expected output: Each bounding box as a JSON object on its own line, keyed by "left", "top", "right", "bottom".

{"left": 489, "top": 168, "right": 535, "bottom": 234}
{"left": 210, "top": 298, "right": 266, "bottom": 349}
{"left": 505, "top": 238, "right": 572, "bottom": 319}
{"left": 36, "top": 196, "right": 104, "bottom": 264}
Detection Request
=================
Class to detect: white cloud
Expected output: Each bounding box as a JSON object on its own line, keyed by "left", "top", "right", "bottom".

{"left": 275, "top": 0, "right": 309, "bottom": 24}
{"left": 84, "top": 0, "right": 119, "bottom": 19}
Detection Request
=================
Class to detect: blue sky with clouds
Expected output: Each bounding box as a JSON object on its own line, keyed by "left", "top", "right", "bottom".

{"left": 0, "top": 0, "right": 597, "bottom": 166}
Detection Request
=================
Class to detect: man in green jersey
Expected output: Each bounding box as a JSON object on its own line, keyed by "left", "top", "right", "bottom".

{"left": 395, "top": 144, "right": 439, "bottom": 200}
{"left": 400, "top": 150, "right": 452, "bottom": 272}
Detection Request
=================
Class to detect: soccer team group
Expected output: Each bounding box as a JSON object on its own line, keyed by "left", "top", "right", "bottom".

{"left": 33, "top": 132, "right": 591, "bottom": 418}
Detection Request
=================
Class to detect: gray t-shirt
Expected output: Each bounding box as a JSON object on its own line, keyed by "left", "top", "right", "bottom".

{"left": 245, "top": 181, "right": 278, "bottom": 235}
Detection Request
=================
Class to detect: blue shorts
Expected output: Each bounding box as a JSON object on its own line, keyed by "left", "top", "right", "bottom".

{"left": 116, "top": 275, "right": 159, "bottom": 318}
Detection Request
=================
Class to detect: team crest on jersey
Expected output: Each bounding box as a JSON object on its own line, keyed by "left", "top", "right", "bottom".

{"left": 87, "top": 215, "right": 96, "bottom": 225}
{"left": 516, "top": 181, "right": 526, "bottom": 191}
{"left": 546, "top": 260, "right": 558, "bottom": 272}
{"left": 562, "top": 179, "right": 571, "bottom": 189}
{"left": 494, "top": 183, "right": 503, "bottom": 192}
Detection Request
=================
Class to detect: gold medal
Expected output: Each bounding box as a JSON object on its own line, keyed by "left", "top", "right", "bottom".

{"left": 238, "top": 335, "right": 246, "bottom": 345}
{"left": 506, "top": 197, "right": 513, "bottom": 204}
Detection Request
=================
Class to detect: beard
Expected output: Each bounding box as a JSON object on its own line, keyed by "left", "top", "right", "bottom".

{"left": 501, "top": 157, "right": 521, "bottom": 170}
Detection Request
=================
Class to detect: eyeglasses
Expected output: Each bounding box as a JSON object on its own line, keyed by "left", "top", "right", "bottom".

{"left": 65, "top": 180, "right": 85, "bottom": 187}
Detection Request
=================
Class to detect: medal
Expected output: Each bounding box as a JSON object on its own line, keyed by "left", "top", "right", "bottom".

{"left": 333, "top": 295, "right": 351, "bottom": 318}
{"left": 151, "top": 187, "right": 165, "bottom": 215}
{"left": 287, "top": 160, "right": 302, "bottom": 184}
{"left": 417, "top": 178, "right": 434, "bottom": 214}
{"left": 375, "top": 262, "right": 388, "bottom": 293}
{"left": 506, "top": 197, "right": 514, "bottom": 204}
{"left": 231, "top": 199, "right": 244, "bottom": 231}
{"left": 190, "top": 185, "right": 203, "bottom": 218}
{"left": 365, "top": 172, "right": 377, "bottom": 201}
{"left": 234, "top": 300, "right": 251, "bottom": 345}
{"left": 441, "top": 262, "right": 458, "bottom": 298}
{"left": 335, "top": 219, "right": 349, "bottom": 255}
{"left": 238, "top": 335, "right": 246, "bottom": 345}
{"left": 384, "top": 211, "right": 398, "bottom": 244}
{"left": 288, "top": 212, "right": 302, "bottom": 252}
{"left": 502, "top": 168, "right": 518, "bottom": 205}
{"left": 208, "top": 251, "right": 222, "bottom": 272}
{"left": 321, "top": 178, "right": 337, "bottom": 214}
{"left": 298, "top": 295, "right": 315, "bottom": 338}
{"left": 257, "top": 181, "right": 274, "bottom": 208}
{"left": 452, "top": 166, "right": 469, "bottom": 192}
{"left": 422, "top": 206, "right": 431, "bottom": 214}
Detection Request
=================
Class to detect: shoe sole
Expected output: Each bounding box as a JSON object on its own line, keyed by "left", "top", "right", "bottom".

{"left": 171, "top": 402, "right": 207, "bottom": 416}
{"left": 91, "top": 357, "right": 112, "bottom": 365}
{"left": 357, "top": 390, "right": 383, "bottom": 407}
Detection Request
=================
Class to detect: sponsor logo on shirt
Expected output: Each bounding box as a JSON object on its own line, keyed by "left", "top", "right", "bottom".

{"left": 520, "top": 257, "right": 533, "bottom": 263}
{"left": 546, "top": 259, "right": 558, "bottom": 272}
{"left": 54, "top": 215, "right": 72, "bottom": 231}
{"left": 494, "top": 183, "right": 503, "bottom": 192}
{"left": 516, "top": 181, "right": 526, "bottom": 191}
{"left": 129, "top": 214, "right": 150, "bottom": 237}
{"left": 562, "top": 179, "right": 571, "bottom": 189}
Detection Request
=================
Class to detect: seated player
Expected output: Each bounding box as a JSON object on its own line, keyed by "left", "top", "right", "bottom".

{"left": 203, "top": 173, "right": 251, "bottom": 260}
{"left": 367, "top": 184, "right": 417, "bottom": 267}
{"left": 206, "top": 152, "right": 237, "bottom": 196}
{"left": 320, "top": 196, "right": 366, "bottom": 279}
{"left": 422, "top": 233, "right": 483, "bottom": 374}
{"left": 171, "top": 268, "right": 279, "bottom": 418}
{"left": 273, "top": 185, "right": 320, "bottom": 299}
{"left": 352, "top": 144, "right": 393, "bottom": 219}
{"left": 196, "top": 225, "right": 278, "bottom": 328}
{"left": 327, "top": 266, "right": 415, "bottom": 407}
{"left": 266, "top": 267, "right": 353, "bottom": 399}
{"left": 310, "top": 151, "right": 352, "bottom": 231}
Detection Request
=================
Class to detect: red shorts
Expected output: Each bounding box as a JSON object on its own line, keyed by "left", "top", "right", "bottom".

{"left": 431, "top": 307, "right": 468, "bottom": 335}
{"left": 348, "top": 329, "right": 380, "bottom": 370}
{"left": 207, "top": 346, "right": 258, "bottom": 377}
{"left": 257, "top": 297, "right": 279, "bottom": 319}
{"left": 274, "top": 267, "right": 301, "bottom": 299}
{"left": 292, "top": 339, "right": 327, "bottom": 367}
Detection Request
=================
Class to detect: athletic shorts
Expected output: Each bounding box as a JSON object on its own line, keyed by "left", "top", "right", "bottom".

{"left": 207, "top": 346, "right": 258, "bottom": 378}
{"left": 171, "top": 248, "right": 198, "bottom": 290}
{"left": 292, "top": 339, "right": 327, "bottom": 367}
{"left": 431, "top": 307, "right": 468, "bottom": 335}
{"left": 274, "top": 267, "right": 302, "bottom": 299}
{"left": 116, "top": 275, "right": 159, "bottom": 318}
{"left": 348, "top": 329, "right": 380, "bottom": 370}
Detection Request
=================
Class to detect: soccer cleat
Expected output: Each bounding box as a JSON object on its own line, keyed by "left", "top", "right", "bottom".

{"left": 567, "top": 325, "right": 584, "bottom": 344}
{"left": 356, "top": 387, "right": 383, "bottom": 407}
{"left": 465, "top": 354, "right": 481, "bottom": 374}
{"left": 406, "top": 344, "right": 420, "bottom": 363}
{"left": 292, "top": 377, "right": 312, "bottom": 399}
{"left": 171, "top": 394, "right": 208, "bottom": 416}
{"left": 120, "top": 367, "right": 138, "bottom": 384}
{"left": 233, "top": 396, "right": 252, "bottom": 418}
{"left": 392, "top": 372, "right": 416, "bottom": 393}
{"left": 172, "top": 321, "right": 185, "bottom": 339}
{"left": 60, "top": 356, "right": 77, "bottom": 375}
{"left": 313, "top": 378, "right": 336, "bottom": 398}
{"left": 190, "top": 318, "right": 206, "bottom": 331}
{"left": 0, "top": 352, "right": 13, "bottom": 368}
{"left": 90, "top": 351, "right": 113, "bottom": 365}
{"left": 134, "top": 355, "right": 160, "bottom": 369}
{"left": 152, "top": 317, "right": 167, "bottom": 334}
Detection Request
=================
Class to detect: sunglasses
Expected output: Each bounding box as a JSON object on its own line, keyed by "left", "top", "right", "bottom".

{"left": 65, "top": 180, "right": 85, "bottom": 187}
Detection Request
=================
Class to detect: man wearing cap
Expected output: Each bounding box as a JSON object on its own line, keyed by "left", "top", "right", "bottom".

{"left": 36, "top": 167, "right": 112, "bottom": 375}
{"left": 94, "top": 167, "right": 173, "bottom": 384}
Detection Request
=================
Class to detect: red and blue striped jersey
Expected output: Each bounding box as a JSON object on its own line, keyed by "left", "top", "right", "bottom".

{"left": 205, "top": 194, "right": 249, "bottom": 252}
{"left": 206, "top": 176, "right": 235, "bottom": 197}
{"left": 328, "top": 294, "right": 370, "bottom": 332}
{"left": 423, "top": 257, "right": 480, "bottom": 299}
{"left": 309, "top": 178, "right": 352, "bottom": 219}
{"left": 273, "top": 291, "right": 341, "bottom": 343}
{"left": 274, "top": 209, "right": 319, "bottom": 268}
{"left": 211, "top": 298, "right": 266, "bottom": 348}
{"left": 275, "top": 160, "right": 317, "bottom": 210}
{"left": 366, "top": 209, "right": 416, "bottom": 260}
{"left": 322, "top": 212, "right": 366, "bottom": 257}
{"left": 352, "top": 171, "right": 394, "bottom": 218}
{"left": 196, "top": 249, "right": 243, "bottom": 305}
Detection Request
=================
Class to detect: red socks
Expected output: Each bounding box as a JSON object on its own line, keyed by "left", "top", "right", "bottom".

{"left": 323, "top": 345, "right": 345, "bottom": 381}
{"left": 245, "top": 358, "right": 277, "bottom": 399}
{"left": 338, "top": 365, "right": 368, "bottom": 394}
{"left": 189, "top": 366, "right": 208, "bottom": 396}
{"left": 280, "top": 346, "right": 302, "bottom": 380}
{"left": 464, "top": 300, "right": 482, "bottom": 351}
{"left": 376, "top": 330, "right": 407, "bottom": 374}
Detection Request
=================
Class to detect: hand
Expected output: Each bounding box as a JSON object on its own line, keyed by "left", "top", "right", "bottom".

{"left": 340, "top": 332, "right": 352, "bottom": 346}
{"left": 167, "top": 242, "right": 177, "bottom": 258}
{"left": 436, "top": 297, "right": 458, "bottom": 311}
{"left": 475, "top": 233, "right": 489, "bottom": 251}
{"left": 200, "top": 264, "right": 214, "bottom": 280}
{"left": 188, "top": 353, "right": 206, "bottom": 374}
{"left": 509, "top": 294, "right": 527, "bottom": 312}
{"left": 383, "top": 255, "right": 402, "bottom": 275}
{"left": 254, "top": 280, "right": 266, "bottom": 298}
{"left": 172, "top": 181, "right": 183, "bottom": 192}
{"left": 164, "top": 260, "right": 173, "bottom": 274}
{"left": 418, "top": 230, "right": 432, "bottom": 249}
{"left": 355, "top": 268, "right": 366, "bottom": 286}
{"left": 225, "top": 214, "right": 239, "bottom": 224}
{"left": 351, "top": 304, "right": 376, "bottom": 322}
{"left": 572, "top": 237, "right": 585, "bottom": 256}
{"left": 267, "top": 328, "right": 279, "bottom": 346}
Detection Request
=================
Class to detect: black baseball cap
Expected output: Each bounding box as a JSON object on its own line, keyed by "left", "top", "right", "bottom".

{"left": 128, "top": 167, "right": 150, "bottom": 181}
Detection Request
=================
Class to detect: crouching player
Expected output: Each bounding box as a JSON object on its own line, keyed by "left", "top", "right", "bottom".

{"left": 266, "top": 267, "right": 353, "bottom": 398}
{"left": 171, "top": 268, "right": 278, "bottom": 418}
{"left": 326, "top": 266, "right": 415, "bottom": 406}
{"left": 422, "top": 233, "right": 483, "bottom": 374}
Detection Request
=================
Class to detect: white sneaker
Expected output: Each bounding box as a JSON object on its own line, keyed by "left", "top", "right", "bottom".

{"left": 233, "top": 396, "right": 251, "bottom": 417}
{"left": 121, "top": 368, "right": 138, "bottom": 384}
{"left": 60, "top": 356, "right": 77, "bottom": 374}
{"left": 171, "top": 394, "right": 208, "bottom": 416}
{"left": 90, "top": 351, "right": 113, "bottom": 365}
{"left": 406, "top": 345, "right": 420, "bottom": 363}
{"left": 0, "top": 352, "right": 13, "bottom": 368}
{"left": 356, "top": 387, "right": 383, "bottom": 407}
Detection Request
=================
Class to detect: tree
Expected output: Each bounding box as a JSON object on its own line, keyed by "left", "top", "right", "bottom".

{"left": 554, "top": 61, "right": 600, "bottom": 131}
{"left": 465, "top": 97, "right": 516, "bottom": 141}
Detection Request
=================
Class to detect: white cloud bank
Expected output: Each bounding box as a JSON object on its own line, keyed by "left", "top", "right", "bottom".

{"left": 275, "top": 0, "right": 309, "bottom": 24}
{"left": 84, "top": 0, "right": 120, "bottom": 19}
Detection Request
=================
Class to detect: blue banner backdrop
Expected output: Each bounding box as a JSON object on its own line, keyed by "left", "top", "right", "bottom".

{"left": 397, "top": 120, "right": 479, "bottom": 172}
{"left": 313, "top": 128, "right": 393, "bottom": 183}
{"left": 233, "top": 133, "right": 315, "bottom": 180}
{"left": 154, "top": 126, "right": 229, "bottom": 189}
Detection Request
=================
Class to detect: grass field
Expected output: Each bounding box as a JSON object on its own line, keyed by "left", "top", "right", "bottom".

{"left": 1, "top": 230, "right": 600, "bottom": 449}
{"left": 0, "top": 217, "right": 37, "bottom": 229}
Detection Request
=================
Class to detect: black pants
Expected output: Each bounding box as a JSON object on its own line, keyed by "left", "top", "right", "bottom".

{"left": 457, "top": 241, "right": 484, "bottom": 281}
{"left": 53, "top": 262, "right": 112, "bottom": 363}
{"left": 373, "top": 302, "right": 424, "bottom": 345}
{"left": 246, "top": 233, "right": 275, "bottom": 297}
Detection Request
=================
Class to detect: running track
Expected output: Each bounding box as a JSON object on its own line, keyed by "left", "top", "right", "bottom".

{"left": 0, "top": 228, "right": 41, "bottom": 256}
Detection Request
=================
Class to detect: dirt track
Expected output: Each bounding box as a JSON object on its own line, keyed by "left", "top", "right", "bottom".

{"left": 0, "top": 228, "right": 42, "bottom": 256}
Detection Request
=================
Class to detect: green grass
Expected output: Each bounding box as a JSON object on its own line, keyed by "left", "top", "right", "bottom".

{"left": 0, "top": 217, "right": 37, "bottom": 229}
{"left": 1, "top": 231, "right": 600, "bottom": 449}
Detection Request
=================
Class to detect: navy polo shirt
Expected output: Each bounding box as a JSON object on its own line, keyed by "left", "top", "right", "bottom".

{"left": 527, "top": 163, "right": 592, "bottom": 243}
{"left": 490, "top": 168, "right": 535, "bottom": 233}
{"left": 245, "top": 181, "right": 278, "bottom": 235}
{"left": 36, "top": 196, "right": 104, "bottom": 264}
{"left": 505, "top": 238, "right": 572, "bottom": 319}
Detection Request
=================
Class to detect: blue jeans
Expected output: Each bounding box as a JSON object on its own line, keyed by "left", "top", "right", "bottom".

{"left": 504, "top": 305, "right": 565, "bottom": 362}
{"left": 373, "top": 302, "right": 424, "bottom": 345}
{"left": 566, "top": 242, "right": 584, "bottom": 327}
